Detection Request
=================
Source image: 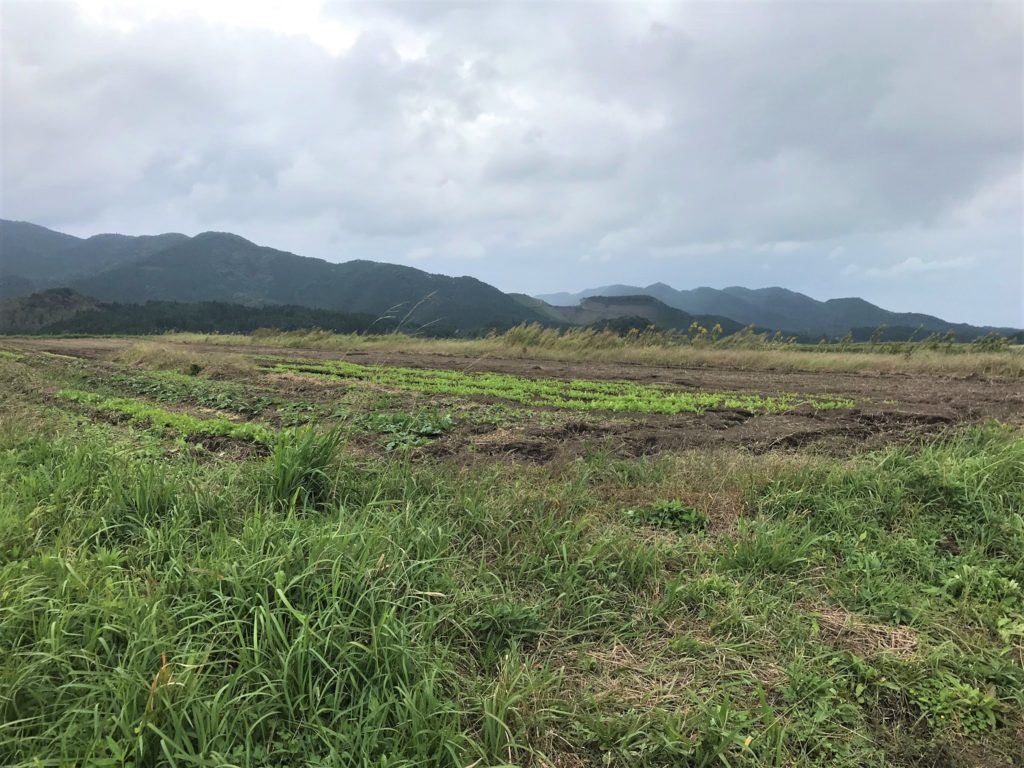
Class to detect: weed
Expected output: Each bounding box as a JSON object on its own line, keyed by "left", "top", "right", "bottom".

{"left": 3, "top": 350, "right": 1023, "bottom": 766}
{"left": 623, "top": 499, "right": 709, "bottom": 533}
{"left": 108, "top": 369, "right": 273, "bottom": 414}
{"left": 263, "top": 427, "right": 342, "bottom": 509}
{"left": 910, "top": 673, "right": 999, "bottom": 735}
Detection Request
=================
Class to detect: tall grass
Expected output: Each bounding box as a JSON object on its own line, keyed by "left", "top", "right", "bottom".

{"left": 263, "top": 427, "right": 343, "bottom": 510}
{"left": 1, "top": 400, "right": 1022, "bottom": 765}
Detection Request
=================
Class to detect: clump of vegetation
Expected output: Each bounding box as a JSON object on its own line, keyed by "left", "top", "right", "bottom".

{"left": 273, "top": 358, "right": 854, "bottom": 414}
{"left": 624, "top": 500, "right": 709, "bottom": 533}
{"left": 910, "top": 673, "right": 1000, "bottom": 735}
{"left": 263, "top": 427, "right": 342, "bottom": 508}
{"left": 113, "top": 340, "right": 254, "bottom": 377}
{"left": 360, "top": 409, "right": 454, "bottom": 451}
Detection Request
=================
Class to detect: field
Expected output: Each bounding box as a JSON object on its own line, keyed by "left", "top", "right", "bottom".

{"left": 1, "top": 335, "right": 1022, "bottom": 767}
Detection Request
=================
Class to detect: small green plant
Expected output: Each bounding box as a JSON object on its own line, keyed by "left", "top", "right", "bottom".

{"left": 910, "top": 672, "right": 999, "bottom": 735}
{"left": 108, "top": 369, "right": 273, "bottom": 414}
{"left": 362, "top": 409, "right": 454, "bottom": 451}
{"left": 623, "top": 500, "right": 708, "bottom": 533}
{"left": 463, "top": 599, "right": 545, "bottom": 664}
{"left": 276, "top": 400, "right": 320, "bottom": 426}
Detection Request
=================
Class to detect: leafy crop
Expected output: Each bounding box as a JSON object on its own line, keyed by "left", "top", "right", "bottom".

{"left": 108, "top": 369, "right": 273, "bottom": 414}
{"left": 272, "top": 358, "right": 854, "bottom": 414}
{"left": 360, "top": 409, "right": 455, "bottom": 451}
{"left": 57, "top": 389, "right": 274, "bottom": 444}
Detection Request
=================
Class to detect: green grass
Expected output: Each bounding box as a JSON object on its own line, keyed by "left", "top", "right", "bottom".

{"left": 271, "top": 358, "right": 854, "bottom": 414}
{"left": 56, "top": 388, "right": 274, "bottom": 445}
{"left": 1, "top": 352, "right": 1022, "bottom": 766}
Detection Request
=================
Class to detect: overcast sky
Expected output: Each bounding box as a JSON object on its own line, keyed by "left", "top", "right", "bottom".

{"left": 2, "top": 1, "right": 1022, "bottom": 325}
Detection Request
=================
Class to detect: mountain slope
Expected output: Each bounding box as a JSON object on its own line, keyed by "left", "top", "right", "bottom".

{"left": 0, "top": 221, "right": 549, "bottom": 331}
{"left": 69, "top": 232, "right": 546, "bottom": 331}
{"left": 4, "top": 220, "right": 1016, "bottom": 339}
{"left": 551, "top": 295, "right": 746, "bottom": 334}
{"left": 0, "top": 290, "right": 410, "bottom": 336}
{"left": 0, "top": 219, "right": 189, "bottom": 283}
{"left": 0, "top": 220, "right": 82, "bottom": 280}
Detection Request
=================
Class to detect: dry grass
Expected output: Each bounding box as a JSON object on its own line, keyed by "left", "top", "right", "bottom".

{"left": 598, "top": 449, "right": 829, "bottom": 534}
{"left": 157, "top": 331, "right": 1024, "bottom": 378}
{"left": 113, "top": 340, "right": 255, "bottom": 377}
{"left": 551, "top": 637, "right": 699, "bottom": 710}
{"left": 813, "top": 607, "right": 919, "bottom": 660}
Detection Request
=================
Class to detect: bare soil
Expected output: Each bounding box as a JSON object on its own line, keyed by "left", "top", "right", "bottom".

{"left": 8, "top": 337, "right": 1022, "bottom": 460}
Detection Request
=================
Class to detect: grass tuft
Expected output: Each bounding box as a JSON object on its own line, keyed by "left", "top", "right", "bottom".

{"left": 263, "top": 427, "right": 343, "bottom": 509}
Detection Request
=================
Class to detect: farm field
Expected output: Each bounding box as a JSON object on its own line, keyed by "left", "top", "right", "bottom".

{"left": 1, "top": 335, "right": 1023, "bottom": 767}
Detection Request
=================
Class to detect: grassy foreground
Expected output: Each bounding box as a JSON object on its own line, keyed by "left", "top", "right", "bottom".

{"left": 1, "top": 381, "right": 1022, "bottom": 766}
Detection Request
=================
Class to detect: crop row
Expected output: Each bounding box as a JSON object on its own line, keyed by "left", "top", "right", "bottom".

{"left": 108, "top": 369, "right": 274, "bottom": 415}
{"left": 272, "top": 359, "right": 854, "bottom": 414}
{"left": 57, "top": 389, "right": 274, "bottom": 444}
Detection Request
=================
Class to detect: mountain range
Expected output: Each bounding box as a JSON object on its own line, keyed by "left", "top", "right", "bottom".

{"left": 1, "top": 219, "right": 1019, "bottom": 340}
{"left": 0, "top": 220, "right": 547, "bottom": 333}
{"left": 537, "top": 284, "right": 1022, "bottom": 340}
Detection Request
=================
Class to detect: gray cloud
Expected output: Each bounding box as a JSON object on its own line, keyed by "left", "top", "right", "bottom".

{"left": 2, "top": 0, "right": 1021, "bottom": 325}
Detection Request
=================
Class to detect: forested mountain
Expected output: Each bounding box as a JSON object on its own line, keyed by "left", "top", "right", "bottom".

{"left": 537, "top": 283, "right": 1022, "bottom": 340}
{"left": 0, "top": 221, "right": 548, "bottom": 331}
{"left": 2, "top": 220, "right": 1018, "bottom": 339}
{"left": 527, "top": 295, "right": 747, "bottom": 335}
{"left": 0, "top": 289, "right": 409, "bottom": 336}
{"left": 0, "top": 220, "right": 188, "bottom": 283}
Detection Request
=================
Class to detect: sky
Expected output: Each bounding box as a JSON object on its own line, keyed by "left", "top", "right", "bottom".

{"left": 2, "top": 0, "right": 1022, "bottom": 326}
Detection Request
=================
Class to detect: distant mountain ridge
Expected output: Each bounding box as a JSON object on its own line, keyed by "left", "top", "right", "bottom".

{"left": 537, "top": 283, "right": 1021, "bottom": 340}
{"left": 0, "top": 220, "right": 549, "bottom": 332}
{"left": 531, "top": 295, "right": 749, "bottom": 335}
{"left": 1, "top": 219, "right": 1018, "bottom": 339}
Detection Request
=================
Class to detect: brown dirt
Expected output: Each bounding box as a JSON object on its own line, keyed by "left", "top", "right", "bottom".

{"left": 9, "top": 337, "right": 1023, "bottom": 461}
{"left": 183, "top": 432, "right": 270, "bottom": 459}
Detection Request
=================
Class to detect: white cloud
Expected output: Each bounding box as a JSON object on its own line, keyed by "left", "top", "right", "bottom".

{"left": 843, "top": 256, "right": 978, "bottom": 279}
{"left": 863, "top": 256, "right": 976, "bottom": 278}
{"left": 1, "top": 0, "right": 1021, "bottom": 324}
